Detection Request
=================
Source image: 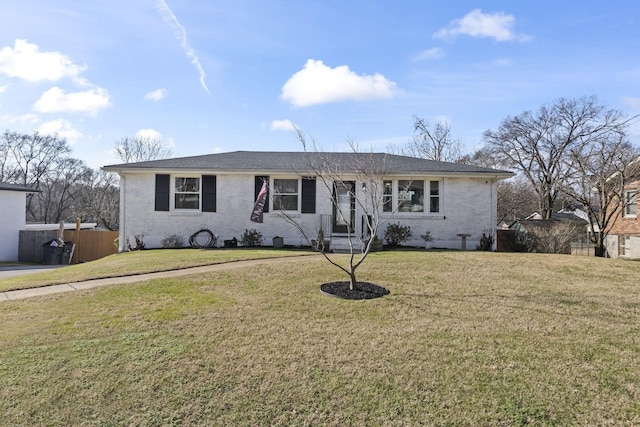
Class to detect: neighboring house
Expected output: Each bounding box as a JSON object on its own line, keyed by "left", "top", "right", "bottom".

{"left": 102, "top": 151, "right": 513, "bottom": 251}
{"left": 526, "top": 208, "right": 598, "bottom": 239}
{"left": 509, "top": 215, "right": 587, "bottom": 254}
{"left": 604, "top": 175, "right": 640, "bottom": 259}
{"left": 0, "top": 182, "right": 39, "bottom": 262}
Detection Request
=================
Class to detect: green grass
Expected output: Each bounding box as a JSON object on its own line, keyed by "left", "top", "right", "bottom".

{"left": 1, "top": 251, "right": 640, "bottom": 425}
{"left": 0, "top": 248, "right": 311, "bottom": 292}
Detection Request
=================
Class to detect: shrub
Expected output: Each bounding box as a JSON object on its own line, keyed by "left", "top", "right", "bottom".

{"left": 161, "top": 234, "right": 185, "bottom": 248}
{"left": 240, "top": 229, "right": 263, "bottom": 247}
{"left": 384, "top": 223, "right": 412, "bottom": 247}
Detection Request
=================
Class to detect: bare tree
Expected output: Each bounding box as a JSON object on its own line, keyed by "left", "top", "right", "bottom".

{"left": 402, "top": 116, "right": 463, "bottom": 162}
{"left": 75, "top": 169, "right": 120, "bottom": 230}
{"left": 1, "top": 130, "right": 72, "bottom": 216}
{"left": 29, "top": 158, "right": 92, "bottom": 223}
{"left": 281, "top": 130, "right": 400, "bottom": 291}
{"left": 497, "top": 177, "right": 539, "bottom": 224}
{"left": 0, "top": 130, "right": 71, "bottom": 185}
{"left": 483, "top": 96, "right": 628, "bottom": 220}
{"left": 113, "top": 136, "right": 174, "bottom": 163}
{"left": 561, "top": 128, "right": 640, "bottom": 256}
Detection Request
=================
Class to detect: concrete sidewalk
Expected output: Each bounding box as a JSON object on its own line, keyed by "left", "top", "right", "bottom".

{"left": 0, "top": 255, "right": 317, "bottom": 302}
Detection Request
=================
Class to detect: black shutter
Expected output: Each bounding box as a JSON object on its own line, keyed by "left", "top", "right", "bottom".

{"left": 255, "top": 176, "right": 269, "bottom": 212}
{"left": 202, "top": 175, "right": 217, "bottom": 212}
{"left": 301, "top": 176, "right": 316, "bottom": 213}
{"left": 155, "top": 174, "right": 170, "bottom": 211}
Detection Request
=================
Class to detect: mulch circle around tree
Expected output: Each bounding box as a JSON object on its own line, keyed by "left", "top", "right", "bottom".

{"left": 320, "top": 281, "right": 390, "bottom": 300}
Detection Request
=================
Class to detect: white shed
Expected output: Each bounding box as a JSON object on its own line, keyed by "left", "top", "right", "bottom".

{"left": 0, "top": 182, "right": 39, "bottom": 262}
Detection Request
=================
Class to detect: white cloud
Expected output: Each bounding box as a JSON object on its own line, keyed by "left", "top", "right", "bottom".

{"left": 0, "top": 113, "right": 39, "bottom": 125}
{"left": 623, "top": 97, "right": 640, "bottom": 109}
{"left": 0, "top": 84, "right": 8, "bottom": 93}
{"left": 156, "top": 0, "right": 210, "bottom": 95}
{"left": 0, "top": 39, "right": 88, "bottom": 84}
{"left": 434, "top": 9, "right": 530, "bottom": 42}
{"left": 135, "top": 128, "right": 163, "bottom": 140}
{"left": 412, "top": 48, "right": 445, "bottom": 62}
{"left": 281, "top": 59, "right": 397, "bottom": 107}
{"left": 37, "top": 119, "right": 83, "bottom": 144}
{"left": 33, "top": 86, "right": 111, "bottom": 115}
{"left": 145, "top": 88, "right": 168, "bottom": 101}
{"left": 270, "top": 119, "right": 297, "bottom": 131}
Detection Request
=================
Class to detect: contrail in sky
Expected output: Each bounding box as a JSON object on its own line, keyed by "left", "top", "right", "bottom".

{"left": 156, "top": 0, "right": 210, "bottom": 95}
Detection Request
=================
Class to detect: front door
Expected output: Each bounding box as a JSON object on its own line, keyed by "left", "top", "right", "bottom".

{"left": 333, "top": 181, "right": 355, "bottom": 234}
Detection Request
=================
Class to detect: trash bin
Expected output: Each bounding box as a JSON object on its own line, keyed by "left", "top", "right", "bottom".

{"left": 42, "top": 241, "right": 64, "bottom": 265}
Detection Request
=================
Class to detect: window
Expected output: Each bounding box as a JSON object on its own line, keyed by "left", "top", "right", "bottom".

{"left": 624, "top": 189, "right": 637, "bottom": 217}
{"left": 430, "top": 180, "right": 440, "bottom": 213}
{"left": 273, "top": 178, "right": 298, "bottom": 211}
{"left": 398, "top": 180, "right": 424, "bottom": 212}
{"left": 155, "top": 174, "right": 216, "bottom": 212}
{"left": 619, "top": 235, "right": 629, "bottom": 257}
{"left": 174, "top": 177, "right": 200, "bottom": 209}
{"left": 383, "top": 180, "right": 392, "bottom": 212}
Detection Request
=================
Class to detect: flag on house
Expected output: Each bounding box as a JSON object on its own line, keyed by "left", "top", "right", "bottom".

{"left": 250, "top": 179, "right": 268, "bottom": 223}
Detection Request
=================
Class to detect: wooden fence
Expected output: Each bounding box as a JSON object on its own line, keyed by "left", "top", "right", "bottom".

{"left": 19, "top": 230, "right": 119, "bottom": 264}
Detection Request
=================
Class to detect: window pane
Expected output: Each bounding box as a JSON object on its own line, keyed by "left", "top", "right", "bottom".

{"left": 274, "top": 194, "right": 298, "bottom": 211}
{"left": 175, "top": 194, "right": 199, "bottom": 209}
{"left": 430, "top": 197, "right": 439, "bottom": 213}
{"left": 626, "top": 190, "right": 637, "bottom": 216}
{"left": 175, "top": 177, "right": 199, "bottom": 192}
{"left": 398, "top": 180, "right": 424, "bottom": 212}
{"left": 430, "top": 181, "right": 439, "bottom": 213}
{"left": 430, "top": 180, "right": 439, "bottom": 195}
{"left": 273, "top": 179, "right": 298, "bottom": 210}
{"left": 274, "top": 179, "right": 298, "bottom": 194}
{"left": 383, "top": 180, "right": 392, "bottom": 212}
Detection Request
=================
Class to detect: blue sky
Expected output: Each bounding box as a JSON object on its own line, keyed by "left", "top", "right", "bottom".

{"left": 1, "top": 1, "right": 639, "bottom": 168}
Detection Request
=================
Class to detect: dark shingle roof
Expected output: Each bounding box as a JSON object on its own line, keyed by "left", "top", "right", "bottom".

{"left": 103, "top": 151, "right": 513, "bottom": 177}
{"left": 0, "top": 182, "right": 40, "bottom": 192}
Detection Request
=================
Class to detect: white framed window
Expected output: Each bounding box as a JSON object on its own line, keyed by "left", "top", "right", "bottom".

{"left": 398, "top": 179, "right": 425, "bottom": 212}
{"left": 385, "top": 179, "right": 441, "bottom": 214}
{"left": 624, "top": 189, "right": 637, "bottom": 217}
{"left": 174, "top": 177, "right": 200, "bottom": 210}
{"left": 429, "top": 180, "right": 440, "bottom": 213}
{"left": 273, "top": 178, "right": 299, "bottom": 211}
{"left": 383, "top": 180, "right": 392, "bottom": 212}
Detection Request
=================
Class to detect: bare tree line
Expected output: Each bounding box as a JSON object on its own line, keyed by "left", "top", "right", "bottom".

{"left": 1, "top": 132, "right": 173, "bottom": 230}
{"left": 394, "top": 96, "right": 640, "bottom": 256}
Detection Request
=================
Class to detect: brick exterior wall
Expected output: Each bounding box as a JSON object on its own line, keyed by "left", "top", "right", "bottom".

{"left": 117, "top": 172, "right": 500, "bottom": 251}
{"left": 604, "top": 178, "right": 640, "bottom": 258}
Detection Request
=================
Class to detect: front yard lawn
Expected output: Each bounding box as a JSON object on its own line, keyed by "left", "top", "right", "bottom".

{"left": 1, "top": 251, "right": 639, "bottom": 425}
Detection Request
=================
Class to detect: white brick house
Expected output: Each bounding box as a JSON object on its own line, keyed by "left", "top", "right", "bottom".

{"left": 0, "top": 182, "right": 39, "bottom": 262}
{"left": 103, "top": 151, "right": 513, "bottom": 251}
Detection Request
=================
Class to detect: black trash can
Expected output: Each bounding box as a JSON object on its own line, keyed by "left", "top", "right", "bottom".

{"left": 42, "top": 242, "right": 64, "bottom": 265}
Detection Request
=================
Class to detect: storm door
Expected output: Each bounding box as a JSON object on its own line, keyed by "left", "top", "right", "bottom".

{"left": 333, "top": 181, "right": 355, "bottom": 234}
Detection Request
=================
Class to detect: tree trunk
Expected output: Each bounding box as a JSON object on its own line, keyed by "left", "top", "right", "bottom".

{"left": 594, "top": 235, "right": 606, "bottom": 258}
{"left": 349, "top": 271, "right": 357, "bottom": 291}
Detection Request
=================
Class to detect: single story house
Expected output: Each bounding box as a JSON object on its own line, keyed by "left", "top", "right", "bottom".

{"left": 102, "top": 151, "right": 513, "bottom": 251}
{"left": 0, "top": 182, "right": 39, "bottom": 262}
